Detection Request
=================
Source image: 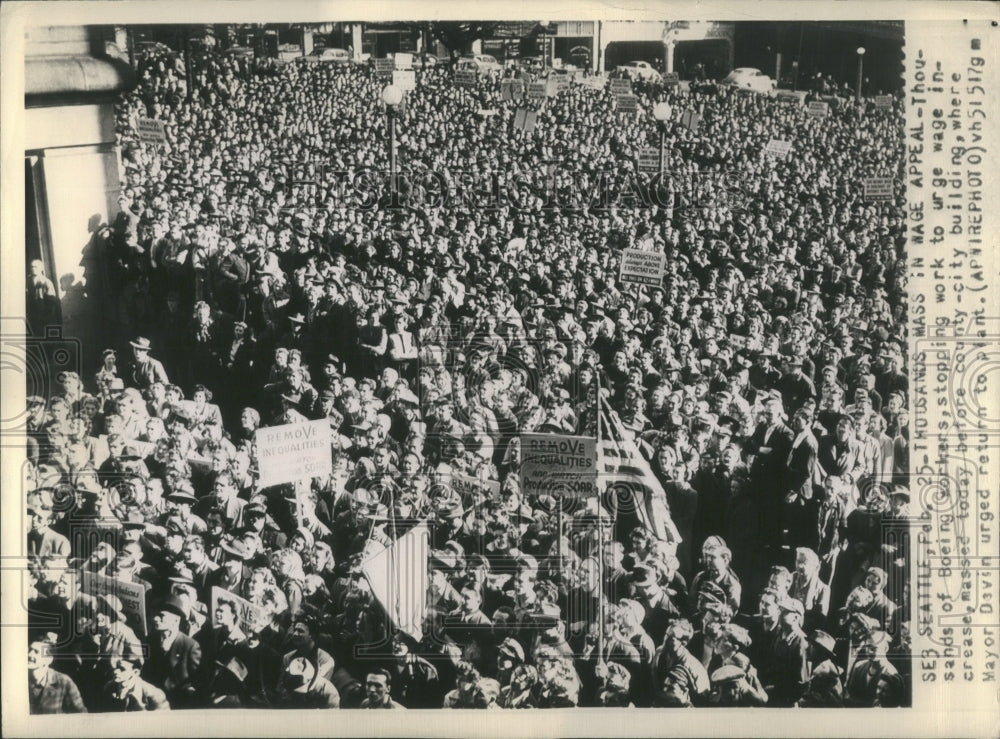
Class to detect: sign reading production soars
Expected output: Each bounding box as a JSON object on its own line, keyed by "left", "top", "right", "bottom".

{"left": 136, "top": 118, "right": 167, "bottom": 144}
{"left": 520, "top": 433, "right": 597, "bottom": 498}
{"left": 255, "top": 419, "right": 332, "bottom": 487}
{"left": 863, "top": 176, "right": 894, "bottom": 201}
{"left": 619, "top": 248, "right": 667, "bottom": 286}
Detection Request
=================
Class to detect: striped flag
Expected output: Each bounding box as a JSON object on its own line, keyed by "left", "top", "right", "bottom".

{"left": 361, "top": 522, "right": 430, "bottom": 641}
{"left": 597, "top": 398, "right": 681, "bottom": 546}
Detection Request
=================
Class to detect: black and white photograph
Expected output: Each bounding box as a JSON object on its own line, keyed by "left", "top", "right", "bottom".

{"left": 2, "top": 2, "right": 998, "bottom": 737}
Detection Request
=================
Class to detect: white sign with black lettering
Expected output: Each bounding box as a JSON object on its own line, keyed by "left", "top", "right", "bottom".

{"left": 255, "top": 419, "right": 333, "bottom": 487}
{"left": 520, "top": 433, "right": 598, "bottom": 498}
{"left": 619, "top": 248, "right": 666, "bottom": 286}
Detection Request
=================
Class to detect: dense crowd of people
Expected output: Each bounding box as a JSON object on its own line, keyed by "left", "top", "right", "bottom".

{"left": 25, "top": 40, "right": 910, "bottom": 712}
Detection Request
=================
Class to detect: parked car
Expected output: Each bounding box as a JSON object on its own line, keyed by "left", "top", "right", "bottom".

{"left": 721, "top": 67, "right": 776, "bottom": 93}
{"left": 616, "top": 60, "right": 662, "bottom": 83}
{"left": 457, "top": 53, "right": 502, "bottom": 74}
{"left": 411, "top": 52, "right": 439, "bottom": 69}
{"left": 306, "top": 47, "right": 351, "bottom": 64}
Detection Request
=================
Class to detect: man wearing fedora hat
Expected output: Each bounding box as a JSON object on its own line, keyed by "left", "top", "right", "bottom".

{"left": 144, "top": 594, "right": 203, "bottom": 709}
{"left": 127, "top": 336, "right": 169, "bottom": 391}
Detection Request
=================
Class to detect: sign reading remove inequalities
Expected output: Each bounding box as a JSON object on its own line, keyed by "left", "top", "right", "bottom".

{"left": 255, "top": 419, "right": 332, "bottom": 487}
{"left": 520, "top": 433, "right": 597, "bottom": 498}
{"left": 619, "top": 248, "right": 666, "bottom": 286}
{"left": 211, "top": 586, "right": 264, "bottom": 636}
{"left": 136, "top": 118, "right": 167, "bottom": 144}
{"left": 81, "top": 571, "right": 148, "bottom": 636}
{"left": 637, "top": 146, "right": 660, "bottom": 172}
{"left": 863, "top": 176, "right": 893, "bottom": 201}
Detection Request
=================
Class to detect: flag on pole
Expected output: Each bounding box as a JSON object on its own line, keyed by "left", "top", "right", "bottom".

{"left": 597, "top": 398, "right": 681, "bottom": 546}
{"left": 361, "top": 522, "right": 430, "bottom": 641}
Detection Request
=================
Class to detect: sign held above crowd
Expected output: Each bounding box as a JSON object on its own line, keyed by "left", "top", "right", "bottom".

{"left": 136, "top": 118, "right": 167, "bottom": 144}
{"left": 255, "top": 419, "right": 333, "bottom": 488}
{"left": 863, "top": 176, "right": 894, "bottom": 201}
{"left": 619, "top": 248, "right": 667, "bottom": 286}
{"left": 520, "top": 433, "right": 598, "bottom": 498}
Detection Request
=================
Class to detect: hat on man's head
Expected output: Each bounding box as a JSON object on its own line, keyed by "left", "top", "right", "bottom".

{"left": 156, "top": 594, "right": 188, "bottom": 621}
{"left": 808, "top": 630, "right": 838, "bottom": 662}
{"left": 129, "top": 337, "right": 153, "bottom": 351}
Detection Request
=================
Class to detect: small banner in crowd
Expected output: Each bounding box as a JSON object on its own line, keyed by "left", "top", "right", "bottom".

{"left": 863, "top": 176, "right": 894, "bottom": 201}
{"left": 500, "top": 79, "right": 524, "bottom": 101}
{"left": 637, "top": 146, "right": 661, "bottom": 173}
{"left": 374, "top": 58, "right": 394, "bottom": 76}
{"left": 875, "top": 95, "right": 893, "bottom": 110}
{"left": 662, "top": 72, "right": 680, "bottom": 87}
{"left": 392, "top": 69, "right": 416, "bottom": 91}
{"left": 520, "top": 433, "right": 598, "bottom": 498}
{"left": 393, "top": 52, "right": 413, "bottom": 71}
{"left": 527, "top": 82, "right": 548, "bottom": 99}
{"left": 680, "top": 109, "right": 701, "bottom": 131}
{"left": 616, "top": 94, "right": 638, "bottom": 112}
{"left": 211, "top": 586, "right": 264, "bottom": 636}
{"left": 455, "top": 70, "right": 477, "bottom": 87}
{"left": 806, "top": 101, "right": 830, "bottom": 117}
{"left": 255, "top": 419, "right": 333, "bottom": 488}
{"left": 450, "top": 470, "right": 502, "bottom": 502}
{"left": 775, "top": 90, "right": 802, "bottom": 105}
{"left": 136, "top": 118, "right": 167, "bottom": 144}
{"left": 619, "top": 247, "right": 667, "bottom": 286}
{"left": 763, "top": 139, "right": 793, "bottom": 158}
{"left": 81, "top": 571, "right": 148, "bottom": 636}
{"left": 609, "top": 78, "right": 632, "bottom": 95}
{"left": 513, "top": 108, "right": 538, "bottom": 133}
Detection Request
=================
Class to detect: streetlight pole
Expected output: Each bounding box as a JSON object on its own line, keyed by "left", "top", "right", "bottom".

{"left": 652, "top": 102, "right": 672, "bottom": 175}
{"left": 855, "top": 47, "right": 866, "bottom": 103}
{"left": 382, "top": 84, "right": 404, "bottom": 207}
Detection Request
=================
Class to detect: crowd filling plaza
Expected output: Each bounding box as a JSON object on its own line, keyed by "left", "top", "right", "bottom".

{"left": 24, "top": 43, "right": 911, "bottom": 711}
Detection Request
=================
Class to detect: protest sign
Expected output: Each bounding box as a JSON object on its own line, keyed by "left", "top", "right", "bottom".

{"left": 775, "top": 90, "right": 802, "bottom": 105}
{"left": 637, "top": 146, "right": 661, "bottom": 172}
{"left": 455, "top": 70, "right": 476, "bottom": 87}
{"left": 806, "top": 101, "right": 830, "bottom": 117}
{"left": 211, "top": 586, "right": 264, "bottom": 636}
{"left": 863, "top": 176, "right": 894, "bottom": 201}
{"left": 136, "top": 118, "right": 167, "bottom": 144}
{"left": 500, "top": 79, "right": 524, "bottom": 101}
{"left": 763, "top": 139, "right": 793, "bottom": 158}
{"left": 662, "top": 72, "right": 679, "bottom": 87}
{"left": 392, "top": 69, "right": 416, "bottom": 91}
{"left": 875, "top": 95, "right": 893, "bottom": 110}
{"left": 393, "top": 52, "right": 413, "bottom": 71}
{"left": 680, "top": 109, "right": 701, "bottom": 131}
{"left": 616, "top": 95, "right": 638, "bottom": 112}
{"left": 609, "top": 78, "right": 632, "bottom": 95}
{"left": 513, "top": 108, "right": 538, "bottom": 132}
{"left": 520, "top": 433, "right": 598, "bottom": 498}
{"left": 81, "top": 571, "right": 148, "bottom": 636}
{"left": 527, "top": 82, "right": 548, "bottom": 99}
{"left": 450, "top": 470, "right": 502, "bottom": 502}
{"left": 619, "top": 248, "right": 667, "bottom": 286}
{"left": 374, "top": 58, "right": 394, "bottom": 76}
{"left": 255, "top": 419, "right": 332, "bottom": 487}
